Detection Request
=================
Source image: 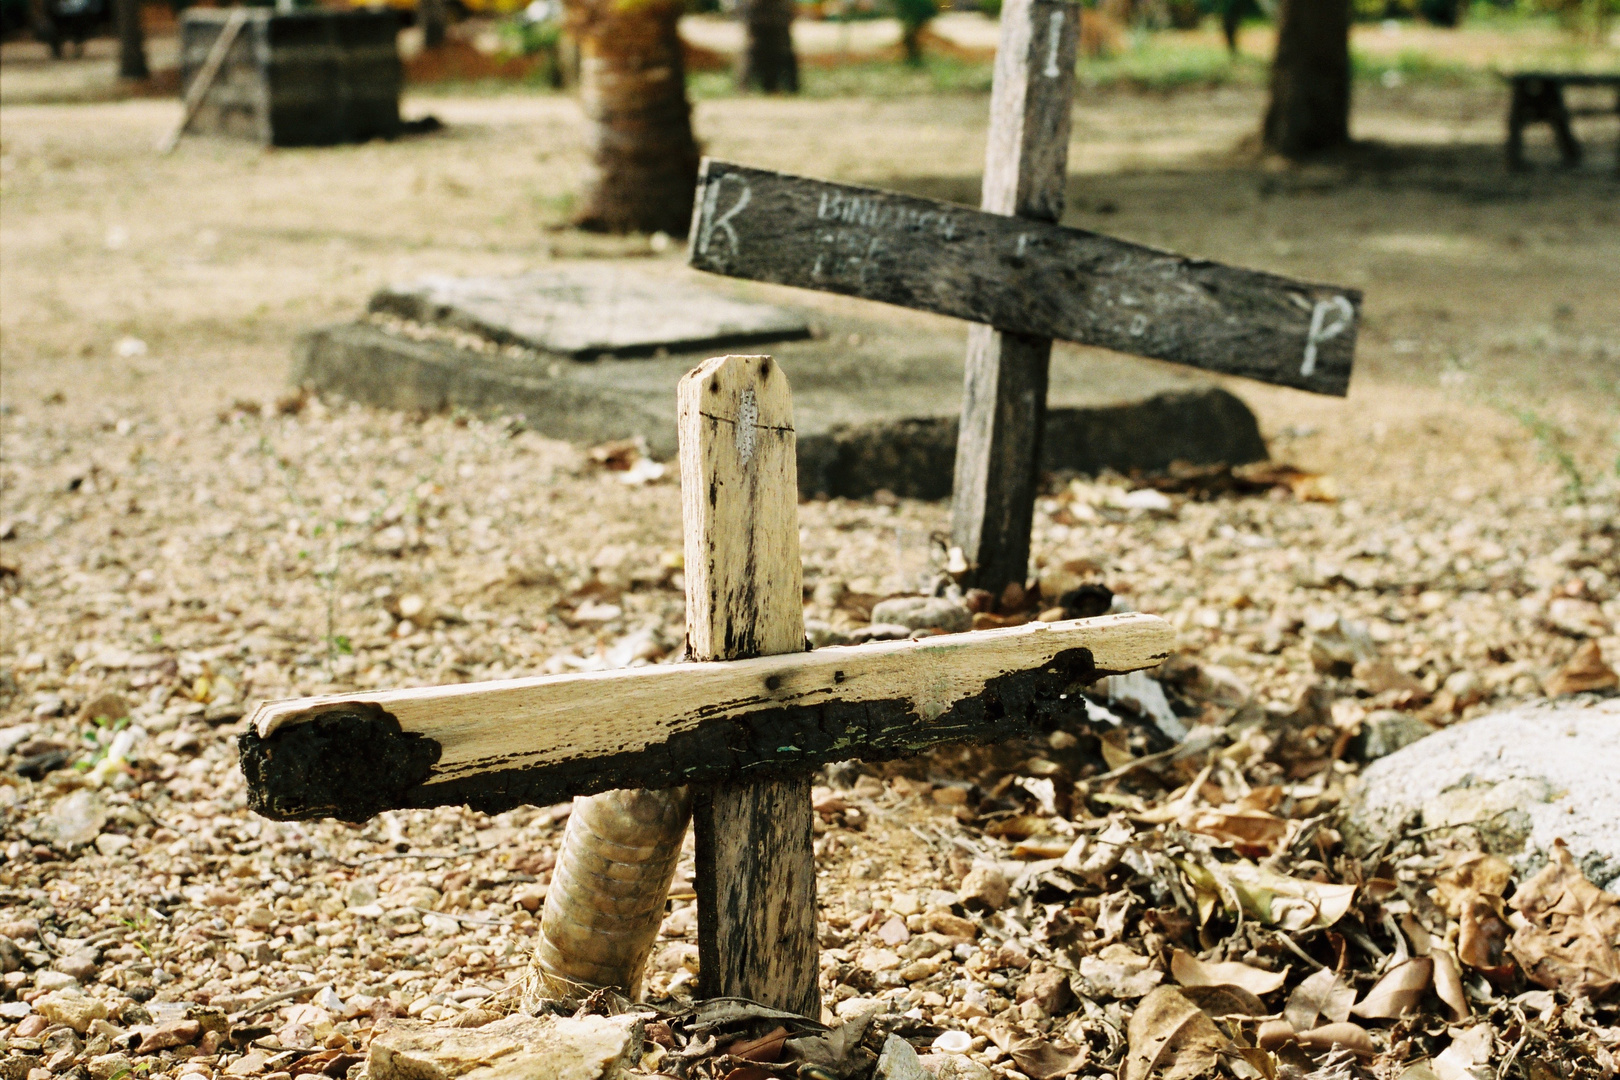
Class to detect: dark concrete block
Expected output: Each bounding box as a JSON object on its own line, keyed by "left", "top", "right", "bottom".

{"left": 180, "top": 8, "right": 401, "bottom": 147}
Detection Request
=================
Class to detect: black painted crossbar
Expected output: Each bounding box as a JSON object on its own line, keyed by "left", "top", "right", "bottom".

{"left": 687, "top": 160, "right": 1360, "bottom": 397}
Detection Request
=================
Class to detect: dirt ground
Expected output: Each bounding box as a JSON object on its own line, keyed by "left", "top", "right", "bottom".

{"left": 2, "top": 45, "right": 1620, "bottom": 1080}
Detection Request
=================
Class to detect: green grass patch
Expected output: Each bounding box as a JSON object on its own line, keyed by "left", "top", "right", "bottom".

{"left": 1351, "top": 47, "right": 1487, "bottom": 87}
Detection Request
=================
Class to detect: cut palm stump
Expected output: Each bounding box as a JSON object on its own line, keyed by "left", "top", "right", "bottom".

{"left": 240, "top": 355, "right": 1174, "bottom": 1012}
{"left": 688, "top": 0, "right": 1362, "bottom": 595}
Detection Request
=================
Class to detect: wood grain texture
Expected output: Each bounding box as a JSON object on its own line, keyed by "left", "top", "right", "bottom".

{"left": 980, "top": 0, "right": 1077, "bottom": 222}
{"left": 952, "top": 326, "right": 1052, "bottom": 592}
{"left": 676, "top": 355, "right": 818, "bottom": 1016}
{"left": 678, "top": 355, "right": 804, "bottom": 662}
{"left": 239, "top": 613, "right": 1173, "bottom": 820}
{"left": 950, "top": 0, "right": 1076, "bottom": 593}
{"left": 687, "top": 160, "right": 1359, "bottom": 396}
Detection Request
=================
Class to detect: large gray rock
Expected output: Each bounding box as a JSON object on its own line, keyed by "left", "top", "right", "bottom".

{"left": 1341, "top": 697, "right": 1620, "bottom": 890}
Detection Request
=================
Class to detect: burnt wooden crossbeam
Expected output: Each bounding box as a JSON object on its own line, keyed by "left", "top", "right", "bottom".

{"left": 688, "top": 161, "right": 1359, "bottom": 398}
{"left": 239, "top": 611, "right": 1171, "bottom": 822}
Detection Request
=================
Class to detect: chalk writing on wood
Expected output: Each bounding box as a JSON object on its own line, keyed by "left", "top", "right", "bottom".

{"left": 688, "top": 160, "right": 1360, "bottom": 396}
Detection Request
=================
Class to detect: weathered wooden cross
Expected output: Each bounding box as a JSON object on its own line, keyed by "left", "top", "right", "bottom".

{"left": 239, "top": 356, "right": 1173, "bottom": 1013}
{"left": 687, "top": 0, "right": 1361, "bottom": 595}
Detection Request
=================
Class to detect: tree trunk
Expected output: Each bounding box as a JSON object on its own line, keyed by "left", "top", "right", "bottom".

{"left": 568, "top": 0, "right": 701, "bottom": 235}
{"left": 736, "top": 0, "right": 798, "bottom": 93}
{"left": 115, "top": 0, "right": 149, "bottom": 81}
{"left": 420, "top": 0, "right": 448, "bottom": 49}
{"left": 1262, "top": 0, "right": 1351, "bottom": 158}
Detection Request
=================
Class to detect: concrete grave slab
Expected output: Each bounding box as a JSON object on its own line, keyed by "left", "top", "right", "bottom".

{"left": 298, "top": 262, "right": 1268, "bottom": 498}
{"left": 370, "top": 264, "right": 811, "bottom": 358}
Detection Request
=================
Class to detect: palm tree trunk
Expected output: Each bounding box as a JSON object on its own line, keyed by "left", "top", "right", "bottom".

{"left": 737, "top": 0, "right": 798, "bottom": 93}
{"left": 569, "top": 0, "right": 701, "bottom": 234}
{"left": 1262, "top": 0, "right": 1351, "bottom": 158}
{"left": 115, "top": 0, "right": 149, "bottom": 81}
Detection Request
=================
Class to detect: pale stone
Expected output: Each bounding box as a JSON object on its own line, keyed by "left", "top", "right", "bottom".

{"left": 1343, "top": 698, "right": 1620, "bottom": 890}
{"left": 38, "top": 790, "right": 107, "bottom": 850}
{"left": 956, "top": 866, "right": 1008, "bottom": 913}
{"left": 364, "top": 1014, "right": 642, "bottom": 1080}
{"left": 34, "top": 989, "right": 107, "bottom": 1033}
{"left": 859, "top": 949, "right": 902, "bottom": 973}
{"left": 875, "top": 1033, "right": 932, "bottom": 1080}
{"left": 88, "top": 1054, "right": 133, "bottom": 1080}
{"left": 870, "top": 596, "right": 972, "bottom": 634}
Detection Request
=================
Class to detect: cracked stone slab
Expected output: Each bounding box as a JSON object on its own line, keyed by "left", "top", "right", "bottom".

{"left": 370, "top": 264, "right": 811, "bottom": 358}
{"left": 1341, "top": 696, "right": 1620, "bottom": 891}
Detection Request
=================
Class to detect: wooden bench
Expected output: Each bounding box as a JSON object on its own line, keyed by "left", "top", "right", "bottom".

{"left": 1504, "top": 71, "right": 1620, "bottom": 172}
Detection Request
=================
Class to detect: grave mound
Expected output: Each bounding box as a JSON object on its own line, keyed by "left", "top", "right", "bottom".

{"left": 297, "top": 263, "right": 1269, "bottom": 498}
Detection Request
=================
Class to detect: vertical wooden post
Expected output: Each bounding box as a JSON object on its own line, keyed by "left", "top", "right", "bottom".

{"left": 679, "top": 355, "right": 820, "bottom": 1017}
{"left": 950, "top": 0, "right": 1078, "bottom": 596}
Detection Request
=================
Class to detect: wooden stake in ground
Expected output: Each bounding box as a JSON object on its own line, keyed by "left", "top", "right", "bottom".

{"left": 679, "top": 356, "right": 818, "bottom": 1013}
{"left": 687, "top": 0, "right": 1362, "bottom": 600}
{"left": 951, "top": 0, "right": 1077, "bottom": 594}
{"left": 238, "top": 356, "right": 1175, "bottom": 1012}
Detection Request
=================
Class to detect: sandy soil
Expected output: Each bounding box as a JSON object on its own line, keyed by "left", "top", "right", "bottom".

{"left": 2, "top": 56, "right": 1619, "bottom": 1080}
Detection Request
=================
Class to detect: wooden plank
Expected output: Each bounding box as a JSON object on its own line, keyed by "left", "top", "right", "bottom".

{"left": 157, "top": 6, "right": 249, "bottom": 154}
{"left": 679, "top": 354, "right": 804, "bottom": 660}
{"left": 678, "top": 355, "right": 815, "bottom": 1014}
{"left": 687, "top": 160, "right": 1360, "bottom": 397}
{"left": 238, "top": 611, "right": 1172, "bottom": 821}
{"left": 950, "top": 0, "right": 1077, "bottom": 594}
{"left": 952, "top": 326, "right": 1053, "bottom": 592}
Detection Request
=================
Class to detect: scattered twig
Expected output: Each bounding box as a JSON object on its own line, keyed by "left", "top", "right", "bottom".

{"left": 1273, "top": 930, "right": 1329, "bottom": 971}
{"left": 1405, "top": 808, "right": 1518, "bottom": 838}
{"left": 229, "top": 983, "right": 326, "bottom": 1022}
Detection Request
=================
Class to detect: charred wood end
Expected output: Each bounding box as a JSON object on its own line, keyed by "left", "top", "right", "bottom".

{"left": 238, "top": 704, "right": 440, "bottom": 822}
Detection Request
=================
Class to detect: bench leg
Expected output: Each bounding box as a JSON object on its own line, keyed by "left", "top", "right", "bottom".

{"left": 1506, "top": 82, "right": 1529, "bottom": 170}
{"left": 1546, "top": 83, "right": 1582, "bottom": 168}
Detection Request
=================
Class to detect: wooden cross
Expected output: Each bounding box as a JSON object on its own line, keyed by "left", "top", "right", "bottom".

{"left": 687, "top": 0, "right": 1361, "bottom": 594}
{"left": 239, "top": 355, "right": 1173, "bottom": 1013}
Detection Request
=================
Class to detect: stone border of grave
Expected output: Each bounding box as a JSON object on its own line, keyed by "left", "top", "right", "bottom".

{"left": 296, "top": 321, "right": 1269, "bottom": 499}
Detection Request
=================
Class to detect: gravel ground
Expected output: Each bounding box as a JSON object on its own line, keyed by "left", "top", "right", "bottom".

{"left": 1, "top": 376, "right": 1616, "bottom": 1078}
{"left": 3, "top": 55, "right": 1619, "bottom": 1080}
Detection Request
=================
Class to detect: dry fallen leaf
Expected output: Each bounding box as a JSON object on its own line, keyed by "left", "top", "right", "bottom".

{"left": 1433, "top": 851, "right": 1515, "bottom": 976}
{"left": 1125, "top": 986, "right": 1229, "bottom": 1080}
{"left": 1284, "top": 967, "right": 1356, "bottom": 1032}
{"left": 1507, "top": 839, "right": 1620, "bottom": 998}
{"left": 1544, "top": 640, "right": 1619, "bottom": 697}
{"left": 1181, "top": 807, "right": 1291, "bottom": 856}
{"left": 1432, "top": 1025, "right": 1493, "bottom": 1080}
{"left": 1177, "top": 984, "right": 1269, "bottom": 1019}
{"left": 1170, "top": 949, "right": 1288, "bottom": 996}
{"left": 1295, "top": 1022, "right": 1377, "bottom": 1057}
{"left": 1351, "top": 957, "right": 1432, "bottom": 1019}
{"left": 1182, "top": 859, "right": 1357, "bottom": 931}
{"left": 1009, "top": 1035, "right": 1089, "bottom": 1080}
{"left": 1431, "top": 949, "right": 1470, "bottom": 1022}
